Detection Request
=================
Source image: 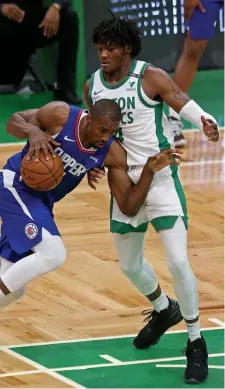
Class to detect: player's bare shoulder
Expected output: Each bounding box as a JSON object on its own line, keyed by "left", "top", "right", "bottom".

{"left": 142, "top": 65, "right": 187, "bottom": 102}
{"left": 36, "top": 101, "right": 70, "bottom": 135}
{"left": 142, "top": 65, "right": 171, "bottom": 98}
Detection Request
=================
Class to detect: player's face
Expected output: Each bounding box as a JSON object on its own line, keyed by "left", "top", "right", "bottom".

{"left": 90, "top": 115, "right": 119, "bottom": 148}
{"left": 97, "top": 43, "right": 128, "bottom": 73}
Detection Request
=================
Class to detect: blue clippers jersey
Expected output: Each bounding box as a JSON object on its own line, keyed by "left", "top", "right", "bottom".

{"left": 4, "top": 106, "right": 113, "bottom": 206}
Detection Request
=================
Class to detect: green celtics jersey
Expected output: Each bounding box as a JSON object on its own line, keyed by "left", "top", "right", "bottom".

{"left": 89, "top": 60, "right": 173, "bottom": 166}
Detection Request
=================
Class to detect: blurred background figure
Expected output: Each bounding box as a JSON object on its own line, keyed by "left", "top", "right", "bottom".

{"left": 0, "top": 0, "right": 82, "bottom": 105}
{"left": 168, "top": 0, "right": 224, "bottom": 147}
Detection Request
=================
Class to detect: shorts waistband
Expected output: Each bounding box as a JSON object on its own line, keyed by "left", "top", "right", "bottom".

{"left": 127, "top": 165, "right": 144, "bottom": 172}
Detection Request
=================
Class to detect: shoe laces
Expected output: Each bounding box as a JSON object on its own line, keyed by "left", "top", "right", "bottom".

{"left": 142, "top": 309, "right": 158, "bottom": 323}
{"left": 182, "top": 345, "right": 207, "bottom": 365}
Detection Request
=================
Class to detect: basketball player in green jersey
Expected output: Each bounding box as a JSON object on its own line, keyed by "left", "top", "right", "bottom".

{"left": 83, "top": 17, "right": 219, "bottom": 384}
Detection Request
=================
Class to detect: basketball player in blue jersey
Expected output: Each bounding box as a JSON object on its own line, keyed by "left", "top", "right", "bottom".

{"left": 0, "top": 99, "right": 181, "bottom": 318}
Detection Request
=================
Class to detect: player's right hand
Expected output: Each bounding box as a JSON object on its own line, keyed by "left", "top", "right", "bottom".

{"left": 146, "top": 149, "right": 183, "bottom": 173}
{"left": 27, "top": 129, "right": 60, "bottom": 162}
{"left": 1, "top": 3, "right": 25, "bottom": 23}
{"left": 184, "top": 0, "right": 205, "bottom": 21}
{"left": 87, "top": 167, "right": 105, "bottom": 190}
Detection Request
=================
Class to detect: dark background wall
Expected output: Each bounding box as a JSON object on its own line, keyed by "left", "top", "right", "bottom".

{"left": 83, "top": 0, "right": 224, "bottom": 76}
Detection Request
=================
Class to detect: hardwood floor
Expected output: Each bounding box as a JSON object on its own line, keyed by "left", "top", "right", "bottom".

{"left": 0, "top": 131, "right": 223, "bottom": 387}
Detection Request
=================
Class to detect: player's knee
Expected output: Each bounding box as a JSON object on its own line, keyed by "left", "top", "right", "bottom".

{"left": 50, "top": 236, "right": 67, "bottom": 267}
{"left": 167, "top": 254, "right": 190, "bottom": 278}
{"left": 119, "top": 256, "right": 144, "bottom": 283}
{"left": 184, "top": 39, "right": 207, "bottom": 62}
{"left": 120, "top": 260, "right": 140, "bottom": 276}
{"left": 113, "top": 232, "right": 145, "bottom": 274}
{"left": 47, "top": 236, "right": 67, "bottom": 269}
{"left": 34, "top": 234, "right": 67, "bottom": 272}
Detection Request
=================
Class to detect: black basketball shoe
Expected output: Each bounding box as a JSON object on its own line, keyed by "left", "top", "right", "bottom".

{"left": 184, "top": 336, "right": 208, "bottom": 384}
{"left": 133, "top": 297, "right": 183, "bottom": 349}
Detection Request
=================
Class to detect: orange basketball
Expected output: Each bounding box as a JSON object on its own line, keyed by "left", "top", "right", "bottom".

{"left": 21, "top": 150, "right": 64, "bottom": 191}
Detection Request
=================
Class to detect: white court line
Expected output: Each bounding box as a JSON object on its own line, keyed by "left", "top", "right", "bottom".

{"left": 0, "top": 349, "right": 224, "bottom": 379}
{"left": 1, "top": 354, "right": 224, "bottom": 379}
{"left": 100, "top": 354, "right": 123, "bottom": 364}
{"left": 182, "top": 127, "right": 224, "bottom": 133}
{"left": 0, "top": 127, "right": 224, "bottom": 147}
{"left": 208, "top": 318, "right": 225, "bottom": 328}
{"left": 156, "top": 364, "right": 224, "bottom": 369}
{"left": 50, "top": 353, "right": 225, "bottom": 372}
{"left": 3, "top": 326, "right": 223, "bottom": 348}
{"left": 0, "top": 369, "right": 40, "bottom": 378}
{"left": 182, "top": 160, "right": 224, "bottom": 167}
{"left": 0, "top": 141, "right": 26, "bottom": 147}
{"left": 4, "top": 326, "right": 223, "bottom": 349}
{"left": 1, "top": 347, "right": 86, "bottom": 388}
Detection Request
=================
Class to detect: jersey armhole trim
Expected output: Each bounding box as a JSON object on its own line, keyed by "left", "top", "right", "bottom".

{"left": 88, "top": 73, "right": 95, "bottom": 105}
{"left": 137, "top": 63, "right": 162, "bottom": 109}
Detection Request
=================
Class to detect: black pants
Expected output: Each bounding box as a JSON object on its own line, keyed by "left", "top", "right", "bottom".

{"left": 0, "top": 7, "right": 79, "bottom": 94}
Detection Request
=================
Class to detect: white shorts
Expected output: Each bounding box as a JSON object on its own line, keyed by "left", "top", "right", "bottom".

{"left": 110, "top": 165, "right": 188, "bottom": 234}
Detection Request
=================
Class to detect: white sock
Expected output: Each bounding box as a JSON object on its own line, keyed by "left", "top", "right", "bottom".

{"left": 151, "top": 292, "right": 169, "bottom": 312}
{"left": 186, "top": 320, "right": 201, "bottom": 342}
{"left": 168, "top": 107, "right": 180, "bottom": 121}
{"left": 0, "top": 288, "right": 26, "bottom": 310}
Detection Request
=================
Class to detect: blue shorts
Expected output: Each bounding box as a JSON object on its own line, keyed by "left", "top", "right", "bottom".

{"left": 187, "top": 0, "right": 224, "bottom": 40}
{"left": 0, "top": 169, "right": 60, "bottom": 263}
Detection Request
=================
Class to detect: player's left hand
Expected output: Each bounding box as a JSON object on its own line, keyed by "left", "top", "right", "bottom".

{"left": 87, "top": 167, "right": 105, "bottom": 190}
{"left": 39, "top": 5, "right": 60, "bottom": 38}
{"left": 201, "top": 116, "right": 219, "bottom": 142}
{"left": 147, "top": 149, "right": 183, "bottom": 173}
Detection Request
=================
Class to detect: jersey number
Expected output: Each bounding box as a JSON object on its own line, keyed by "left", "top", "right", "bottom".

{"left": 114, "top": 127, "right": 124, "bottom": 143}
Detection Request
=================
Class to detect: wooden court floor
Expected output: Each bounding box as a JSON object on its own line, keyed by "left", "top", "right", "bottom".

{"left": 0, "top": 130, "right": 224, "bottom": 388}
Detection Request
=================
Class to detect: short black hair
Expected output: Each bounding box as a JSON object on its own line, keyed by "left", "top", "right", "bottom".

{"left": 90, "top": 99, "right": 122, "bottom": 122}
{"left": 92, "top": 16, "right": 142, "bottom": 58}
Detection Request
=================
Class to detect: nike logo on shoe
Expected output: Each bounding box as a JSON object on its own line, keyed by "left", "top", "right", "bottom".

{"left": 64, "top": 136, "right": 76, "bottom": 143}
{"left": 94, "top": 90, "right": 103, "bottom": 95}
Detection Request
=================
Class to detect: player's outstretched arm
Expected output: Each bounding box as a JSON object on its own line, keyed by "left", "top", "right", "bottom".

{"left": 6, "top": 101, "right": 69, "bottom": 161}
{"left": 104, "top": 141, "right": 183, "bottom": 217}
{"left": 143, "top": 67, "right": 219, "bottom": 142}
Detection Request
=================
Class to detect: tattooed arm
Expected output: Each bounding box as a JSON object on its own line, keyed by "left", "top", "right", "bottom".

{"left": 142, "top": 66, "right": 190, "bottom": 112}
{"left": 142, "top": 66, "right": 219, "bottom": 142}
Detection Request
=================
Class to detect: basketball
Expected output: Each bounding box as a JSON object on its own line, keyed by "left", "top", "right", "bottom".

{"left": 21, "top": 151, "right": 64, "bottom": 191}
